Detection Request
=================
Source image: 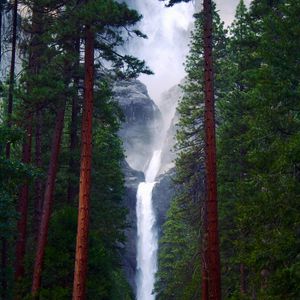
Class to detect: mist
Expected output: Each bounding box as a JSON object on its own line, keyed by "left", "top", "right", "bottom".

{"left": 125, "top": 0, "right": 252, "bottom": 104}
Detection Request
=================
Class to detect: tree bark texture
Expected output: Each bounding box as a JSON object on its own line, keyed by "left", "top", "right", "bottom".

{"left": 203, "top": 0, "right": 221, "bottom": 299}
{"left": 31, "top": 101, "right": 66, "bottom": 295}
{"left": 14, "top": 3, "right": 45, "bottom": 292}
{"left": 14, "top": 2, "right": 42, "bottom": 283}
{"left": 202, "top": 197, "right": 209, "bottom": 300}
{"left": 72, "top": 25, "right": 94, "bottom": 300}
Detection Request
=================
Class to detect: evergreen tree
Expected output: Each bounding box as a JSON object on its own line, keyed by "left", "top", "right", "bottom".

{"left": 217, "top": 1, "right": 254, "bottom": 298}
{"left": 0, "top": 0, "right": 151, "bottom": 298}
{"left": 155, "top": 5, "right": 228, "bottom": 299}
{"left": 218, "top": 0, "right": 300, "bottom": 298}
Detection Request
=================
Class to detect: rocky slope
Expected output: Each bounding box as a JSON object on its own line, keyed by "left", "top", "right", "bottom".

{"left": 115, "top": 80, "right": 183, "bottom": 294}
{"left": 114, "top": 79, "right": 161, "bottom": 292}
{"left": 158, "top": 82, "right": 183, "bottom": 175}
{"left": 152, "top": 168, "right": 176, "bottom": 236}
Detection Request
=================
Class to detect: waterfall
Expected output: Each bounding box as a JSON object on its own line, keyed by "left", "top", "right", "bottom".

{"left": 136, "top": 150, "right": 162, "bottom": 300}
{"left": 129, "top": 2, "right": 194, "bottom": 298}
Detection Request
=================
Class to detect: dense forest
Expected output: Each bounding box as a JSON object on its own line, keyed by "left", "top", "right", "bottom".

{"left": 0, "top": 0, "right": 299, "bottom": 299}
{"left": 155, "top": 0, "right": 300, "bottom": 299}
{"left": 0, "top": 0, "right": 150, "bottom": 299}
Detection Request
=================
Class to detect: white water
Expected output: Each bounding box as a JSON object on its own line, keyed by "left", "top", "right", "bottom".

{"left": 136, "top": 150, "right": 162, "bottom": 300}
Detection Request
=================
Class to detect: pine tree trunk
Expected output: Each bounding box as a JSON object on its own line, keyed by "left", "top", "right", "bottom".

{"left": 67, "top": 37, "right": 80, "bottom": 204}
{"left": 203, "top": 0, "right": 221, "bottom": 299}
{"left": 14, "top": 2, "right": 43, "bottom": 289}
{"left": 34, "top": 109, "right": 43, "bottom": 236}
{"left": 14, "top": 2, "right": 41, "bottom": 284}
{"left": 202, "top": 199, "right": 209, "bottom": 300}
{"left": 6, "top": 0, "right": 18, "bottom": 158}
{"left": 72, "top": 25, "right": 94, "bottom": 300}
{"left": 31, "top": 101, "right": 66, "bottom": 295}
{"left": 14, "top": 120, "right": 33, "bottom": 280}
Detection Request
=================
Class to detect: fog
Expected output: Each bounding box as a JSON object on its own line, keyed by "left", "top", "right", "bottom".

{"left": 126, "top": 0, "right": 252, "bottom": 103}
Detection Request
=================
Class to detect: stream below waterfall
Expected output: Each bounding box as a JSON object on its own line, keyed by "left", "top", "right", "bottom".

{"left": 136, "top": 150, "right": 162, "bottom": 300}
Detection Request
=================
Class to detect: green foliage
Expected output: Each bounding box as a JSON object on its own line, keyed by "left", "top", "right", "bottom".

{"left": 1, "top": 0, "right": 149, "bottom": 298}
{"left": 0, "top": 125, "right": 35, "bottom": 300}
{"left": 22, "top": 80, "right": 134, "bottom": 299}
{"left": 157, "top": 0, "right": 300, "bottom": 299}
{"left": 155, "top": 5, "right": 228, "bottom": 299}
{"left": 218, "top": 0, "right": 300, "bottom": 298}
{"left": 155, "top": 197, "right": 200, "bottom": 300}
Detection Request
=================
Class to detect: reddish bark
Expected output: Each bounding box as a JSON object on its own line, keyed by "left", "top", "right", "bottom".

{"left": 72, "top": 25, "right": 94, "bottom": 300}
{"left": 15, "top": 120, "right": 33, "bottom": 280}
{"left": 14, "top": 3, "right": 42, "bottom": 283}
{"left": 202, "top": 199, "right": 209, "bottom": 300}
{"left": 203, "top": 0, "right": 221, "bottom": 299}
{"left": 31, "top": 101, "right": 66, "bottom": 295}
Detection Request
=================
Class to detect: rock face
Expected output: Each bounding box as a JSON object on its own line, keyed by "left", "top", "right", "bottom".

{"left": 152, "top": 168, "right": 176, "bottom": 236}
{"left": 114, "top": 79, "right": 162, "bottom": 172}
{"left": 114, "top": 80, "right": 161, "bottom": 292}
{"left": 158, "top": 83, "right": 182, "bottom": 175}
{"left": 115, "top": 80, "right": 182, "bottom": 295}
{"left": 0, "top": 8, "right": 22, "bottom": 80}
{"left": 121, "top": 161, "right": 144, "bottom": 293}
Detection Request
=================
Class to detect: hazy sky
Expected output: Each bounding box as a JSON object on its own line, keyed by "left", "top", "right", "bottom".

{"left": 215, "top": 0, "right": 251, "bottom": 26}
{"left": 129, "top": 0, "right": 252, "bottom": 103}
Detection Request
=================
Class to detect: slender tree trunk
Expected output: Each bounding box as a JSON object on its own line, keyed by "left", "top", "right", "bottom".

{"left": 203, "top": 0, "right": 221, "bottom": 299}
{"left": 6, "top": 0, "right": 18, "bottom": 158}
{"left": 14, "top": 120, "right": 33, "bottom": 281}
{"left": 34, "top": 109, "right": 43, "bottom": 236}
{"left": 14, "top": 2, "right": 43, "bottom": 290}
{"left": 72, "top": 25, "right": 94, "bottom": 300}
{"left": 202, "top": 199, "right": 209, "bottom": 300}
{"left": 67, "top": 37, "right": 80, "bottom": 204}
{"left": 31, "top": 101, "right": 66, "bottom": 295}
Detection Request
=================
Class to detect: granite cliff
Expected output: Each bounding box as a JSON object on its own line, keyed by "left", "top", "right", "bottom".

{"left": 115, "top": 79, "right": 182, "bottom": 293}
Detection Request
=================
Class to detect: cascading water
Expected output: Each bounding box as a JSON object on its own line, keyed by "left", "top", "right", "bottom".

{"left": 128, "top": 1, "right": 194, "bottom": 299}
{"left": 136, "top": 150, "right": 162, "bottom": 300}
{"left": 124, "top": 1, "right": 246, "bottom": 298}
